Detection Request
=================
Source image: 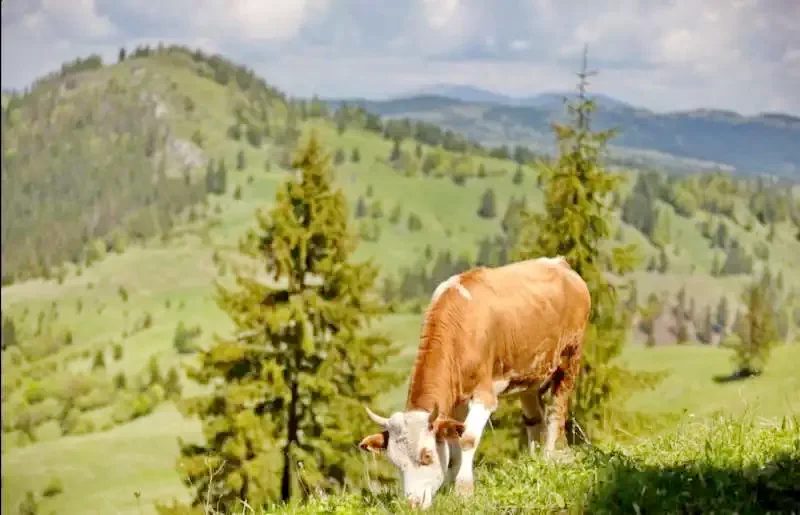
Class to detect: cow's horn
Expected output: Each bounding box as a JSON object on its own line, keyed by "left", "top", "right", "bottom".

{"left": 428, "top": 403, "right": 439, "bottom": 425}
{"left": 365, "top": 406, "right": 389, "bottom": 428}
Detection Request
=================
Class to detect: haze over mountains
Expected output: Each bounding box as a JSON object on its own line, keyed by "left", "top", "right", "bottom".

{"left": 329, "top": 84, "right": 800, "bottom": 178}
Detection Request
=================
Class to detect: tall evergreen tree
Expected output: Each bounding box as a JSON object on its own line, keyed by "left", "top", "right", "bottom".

{"left": 477, "top": 188, "right": 497, "bottom": 218}
{"left": 170, "top": 133, "right": 401, "bottom": 511}
{"left": 511, "top": 46, "right": 660, "bottom": 441}
{"left": 731, "top": 280, "right": 779, "bottom": 376}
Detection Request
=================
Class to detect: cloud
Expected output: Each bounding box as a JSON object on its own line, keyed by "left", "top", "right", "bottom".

{"left": 1, "top": 0, "right": 798, "bottom": 115}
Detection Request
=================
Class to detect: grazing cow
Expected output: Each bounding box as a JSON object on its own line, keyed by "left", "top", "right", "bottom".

{"left": 358, "top": 256, "right": 591, "bottom": 509}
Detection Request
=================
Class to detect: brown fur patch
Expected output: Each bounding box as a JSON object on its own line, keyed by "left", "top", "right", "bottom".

{"left": 405, "top": 257, "right": 591, "bottom": 427}
{"left": 358, "top": 431, "right": 388, "bottom": 453}
{"left": 432, "top": 418, "right": 466, "bottom": 442}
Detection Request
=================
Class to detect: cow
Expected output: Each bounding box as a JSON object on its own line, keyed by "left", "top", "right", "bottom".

{"left": 358, "top": 256, "right": 591, "bottom": 509}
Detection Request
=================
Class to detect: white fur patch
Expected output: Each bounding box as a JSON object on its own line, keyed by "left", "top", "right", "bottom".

{"left": 539, "top": 255, "right": 567, "bottom": 266}
{"left": 431, "top": 275, "right": 472, "bottom": 302}
{"left": 492, "top": 379, "right": 510, "bottom": 396}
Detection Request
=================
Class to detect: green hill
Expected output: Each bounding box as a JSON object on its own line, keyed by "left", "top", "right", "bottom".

{"left": 2, "top": 46, "right": 799, "bottom": 515}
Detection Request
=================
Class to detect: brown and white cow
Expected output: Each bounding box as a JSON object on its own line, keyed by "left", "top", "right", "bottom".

{"left": 358, "top": 256, "right": 591, "bottom": 509}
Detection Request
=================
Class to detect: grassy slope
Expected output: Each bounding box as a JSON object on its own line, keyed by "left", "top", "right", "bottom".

{"left": 2, "top": 55, "right": 799, "bottom": 514}
{"left": 273, "top": 415, "right": 800, "bottom": 515}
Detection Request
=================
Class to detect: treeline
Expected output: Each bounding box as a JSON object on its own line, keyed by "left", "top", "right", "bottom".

{"left": 622, "top": 170, "right": 800, "bottom": 275}
{"left": 0, "top": 44, "right": 299, "bottom": 285}
{"left": 1, "top": 302, "right": 184, "bottom": 448}
{"left": 1, "top": 77, "right": 212, "bottom": 283}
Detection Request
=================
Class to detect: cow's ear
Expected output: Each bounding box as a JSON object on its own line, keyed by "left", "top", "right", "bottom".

{"left": 432, "top": 418, "right": 465, "bottom": 442}
{"left": 359, "top": 431, "right": 389, "bottom": 453}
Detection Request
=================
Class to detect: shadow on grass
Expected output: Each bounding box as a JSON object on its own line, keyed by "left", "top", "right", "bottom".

{"left": 585, "top": 449, "right": 800, "bottom": 515}
{"left": 712, "top": 367, "right": 762, "bottom": 384}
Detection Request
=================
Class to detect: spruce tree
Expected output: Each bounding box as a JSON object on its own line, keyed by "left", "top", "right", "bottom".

{"left": 477, "top": 188, "right": 497, "bottom": 218}
{"left": 171, "top": 133, "right": 400, "bottom": 511}
{"left": 731, "top": 280, "right": 779, "bottom": 376}
{"left": 511, "top": 46, "right": 661, "bottom": 441}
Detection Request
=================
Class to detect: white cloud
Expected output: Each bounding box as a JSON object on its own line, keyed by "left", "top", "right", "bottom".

{"left": 1, "top": 0, "right": 798, "bottom": 115}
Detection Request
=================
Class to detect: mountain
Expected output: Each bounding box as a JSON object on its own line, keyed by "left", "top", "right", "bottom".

{"left": 2, "top": 46, "right": 800, "bottom": 515}
{"left": 406, "top": 84, "right": 632, "bottom": 110}
{"left": 333, "top": 91, "right": 800, "bottom": 177}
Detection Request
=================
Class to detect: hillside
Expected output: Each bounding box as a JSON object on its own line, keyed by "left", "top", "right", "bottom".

{"left": 334, "top": 93, "right": 800, "bottom": 177}
{"left": 2, "top": 46, "right": 800, "bottom": 515}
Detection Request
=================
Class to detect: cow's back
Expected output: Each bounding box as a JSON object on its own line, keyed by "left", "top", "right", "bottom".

{"left": 461, "top": 257, "right": 591, "bottom": 382}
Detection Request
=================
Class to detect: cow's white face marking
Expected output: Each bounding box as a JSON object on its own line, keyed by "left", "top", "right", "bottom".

{"left": 359, "top": 408, "right": 464, "bottom": 509}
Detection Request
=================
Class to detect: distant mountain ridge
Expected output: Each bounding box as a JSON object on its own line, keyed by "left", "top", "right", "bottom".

{"left": 329, "top": 86, "right": 800, "bottom": 177}
{"left": 406, "top": 84, "right": 634, "bottom": 110}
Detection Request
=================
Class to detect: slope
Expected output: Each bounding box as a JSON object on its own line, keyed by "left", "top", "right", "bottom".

{"left": 1, "top": 46, "right": 799, "bottom": 515}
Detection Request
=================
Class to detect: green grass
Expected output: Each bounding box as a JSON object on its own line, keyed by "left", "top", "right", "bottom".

{"left": 270, "top": 415, "right": 800, "bottom": 514}
{"left": 3, "top": 53, "right": 800, "bottom": 515}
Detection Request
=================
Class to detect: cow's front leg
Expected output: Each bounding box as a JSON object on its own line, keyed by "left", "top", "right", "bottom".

{"left": 454, "top": 392, "right": 496, "bottom": 497}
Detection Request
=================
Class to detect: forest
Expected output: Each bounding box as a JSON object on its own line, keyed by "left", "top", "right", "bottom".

{"left": 1, "top": 45, "right": 799, "bottom": 515}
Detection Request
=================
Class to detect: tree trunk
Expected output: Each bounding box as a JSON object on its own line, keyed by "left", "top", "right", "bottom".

{"left": 281, "top": 380, "right": 299, "bottom": 502}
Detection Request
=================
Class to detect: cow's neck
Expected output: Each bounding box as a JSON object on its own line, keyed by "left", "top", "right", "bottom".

{"left": 405, "top": 308, "right": 461, "bottom": 416}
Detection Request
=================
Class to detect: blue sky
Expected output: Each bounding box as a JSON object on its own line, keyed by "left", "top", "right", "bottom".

{"left": 2, "top": 0, "right": 799, "bottom": 115}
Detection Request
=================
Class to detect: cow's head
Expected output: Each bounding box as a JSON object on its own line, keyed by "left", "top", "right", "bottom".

{"left": 358, "top": 404, "right": 465, "bottom": 509}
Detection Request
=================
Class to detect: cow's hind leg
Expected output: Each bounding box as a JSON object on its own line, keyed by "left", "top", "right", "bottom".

{"left": 520, "top": 389, "right": 545, "bottom": 456}
{"left": 542, "top": 345, "right": 582, "bottom": 461}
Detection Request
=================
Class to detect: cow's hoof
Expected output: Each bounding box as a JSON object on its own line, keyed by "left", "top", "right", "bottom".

{"left": 455, "top": 480, "right": 474, "bottom": 497}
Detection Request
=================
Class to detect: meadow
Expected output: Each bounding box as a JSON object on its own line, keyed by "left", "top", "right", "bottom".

{"left": 2, "top": 48, "right": 799, "bottom": 514}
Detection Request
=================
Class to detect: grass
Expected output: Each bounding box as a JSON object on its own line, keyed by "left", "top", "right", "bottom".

{"left": 270, "top": 415, "right": 800, "bottom": 514}
{"left": 3, "top": 53, "right": 800, "bottom": 515}
{"left": 3, "top": 324, "right": 798, "bottom": 514}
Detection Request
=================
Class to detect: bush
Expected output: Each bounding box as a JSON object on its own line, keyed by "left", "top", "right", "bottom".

{"left": 42, "top": 477, "right": 64, "bottom": 497}
{"left": 111, "top": 389, "right": 160, "bottom": 424}
{"left": 113, "top": 371, "right": 127, "bottom": 390}
{"left": 24, "top": 381, "right": 47, "bottom": 404}
{"left": 173, "top": 322, "right": 202, "bottom": 354}
{"left": 112, "top": 342, "right": 123, "bottom": 360}
{"left": 74, "top": 385, "right": 114, "bottom": 411}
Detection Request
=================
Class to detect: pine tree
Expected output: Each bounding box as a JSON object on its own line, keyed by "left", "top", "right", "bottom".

{"left": 171, "top": 133, "right": 401, "bottom": 510}
{"left": 511, "top": 46, "right": 660, "bottom": 441}
{"left": 731, "top": 280, "right": 779, "bottom": 376}
{"left": 699, "top": 305, "right": 714, "bottom": 344}
{"left": 512, "top": 165, "right": 524, "bottom": 185}
{"left": 716, "top": 295, "right": 729, "bottom": 331}
{"left": 477, "top": 188, "right": 497, "bottom": 218}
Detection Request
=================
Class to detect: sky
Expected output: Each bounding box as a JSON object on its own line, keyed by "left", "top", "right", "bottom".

{"left": 2, "top": 0, "right": 799, "bottom": 116}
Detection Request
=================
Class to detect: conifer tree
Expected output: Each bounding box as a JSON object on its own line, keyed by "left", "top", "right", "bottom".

{"left": 171, "top": 133, "right": 401, "bottom": 511}
{"left": 477, "top": 188, "right": 497, "bottom": 218}
{"left": 731, "top": 280, "right": 779, "bottom": 376}
{"left": 511, "top": 46, "right": 661, "bottom": 441}
{"left": 699, "top": 305, "right": 714, "bottom": 344}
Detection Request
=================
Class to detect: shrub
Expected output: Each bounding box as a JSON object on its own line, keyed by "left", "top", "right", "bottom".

{"left": 42, "top": 477, "right": 64, "bottom": 497}
{"left": 112, "top": 342, "right": 123, "bottom": 361}
{"left": 74, "top": 385, "right": 114, "bottom": 411}
{"left": 173, "top": 322, "right": 202, "bottom": 354}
